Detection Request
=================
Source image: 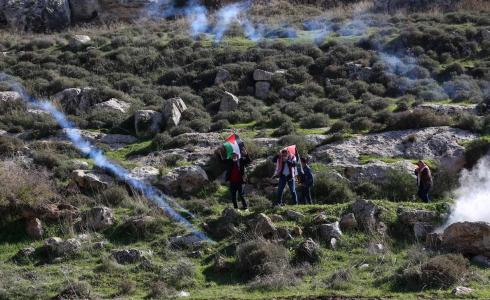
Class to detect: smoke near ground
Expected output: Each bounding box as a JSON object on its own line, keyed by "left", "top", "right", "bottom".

{"left": 445, "top": 155, "right": 490, "bottom": 226}
{"left": 0, "top": 73, "right": 209, "bottom": 241}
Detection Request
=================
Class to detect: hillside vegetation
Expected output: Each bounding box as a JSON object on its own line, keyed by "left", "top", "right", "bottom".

{"left": 0, "top": 1, "right": 489, "bottom": 299}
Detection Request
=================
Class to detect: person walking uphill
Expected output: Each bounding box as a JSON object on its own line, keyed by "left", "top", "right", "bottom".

{"left": 225, "top": 150, "right": 251, "bottom": 210}
{"left": 299, "top": 157, "right": 314, "bottom": 204}
{"left": 273, "top": 148, "right": 298, "bottom": 206}
{"left": 415, "top": 160, "right": 433, "bottom": 202}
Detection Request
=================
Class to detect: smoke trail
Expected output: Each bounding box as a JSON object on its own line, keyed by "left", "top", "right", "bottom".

{"left": 444, "top": 155, "right": 490, "bottom": 226}
{"left": 186, "top": 1, "right": 209, "bottom": 37}
{"left": 0, "top": 74, "right": 209, "bottom": 241}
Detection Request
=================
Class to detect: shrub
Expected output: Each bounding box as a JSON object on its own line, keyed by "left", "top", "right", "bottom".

{"left": 328, "top": 120, "right": 350, "bottom": 133}
{"left": 247, "top": 271, "right": 300, "bottom": 291}
{"left": 455, "top": 113, "right": 483, "bottom": 133}
{"left": 326, "top": 268, "right": 353, "bottom": 290}
{"left": 382, "top": 168, "right": 417, "bottom": 202}
{"left": 313, "top": 173, "right": 355, "bottom": 204}
{"left": 160, "top": 259, "right": 197, "bottom": 289}
{"left": 149, "top": 281, "right": 176, "bottom": 299}
{"left": 354, "top": 181, "right": 382, "bottom": 199}
{"left": 272, "top": 119, "right": 296, "bottom": 137}
{"left": 395, "top": 254, "right": 468, "bottom": 290}
{"left": 118, "top": 279, "right": 136, "bottom": 295}
{"left": 33, "top": 151, "right": 63, "bottom": 169}
{"left": 300, "top": 113, "right": 329, "bottom": 129}
{"left": 350, "top": 117, "right": 374, "bottom": 132}
{"left": 99, "top": 186, "right": 130, "bottom": 207}
{"left": 236, "top": 239, "right": 289, "bottom": 278}
{"left": 387, "top": 110, "right": 451, "bottom": 130}
{"left": 464, "top": 139, "right": 490, "bottom": 169}
{"left": 56, "top": 281, "right": 92, "bottom": 300}
{"left": 0, "top": 136, "right": 24, "bottom": 157}
{"left": 151, "top": 132, "right": 172, "bottom": 151}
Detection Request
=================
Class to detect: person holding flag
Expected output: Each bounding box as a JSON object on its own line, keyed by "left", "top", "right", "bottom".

{"left": 223, "top": 132, "right": 251, "bottom": 210}
{"left": 272, "top": 145, "right": 299, "bottom": 206}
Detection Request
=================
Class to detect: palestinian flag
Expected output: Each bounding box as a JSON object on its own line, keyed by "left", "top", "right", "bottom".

{"left": 224, "top": 134, "right": 244, "bottom": 159}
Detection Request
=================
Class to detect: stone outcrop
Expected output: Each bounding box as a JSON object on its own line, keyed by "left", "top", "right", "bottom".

{"left": 255, "top": 81, "right": 271, "bottom": 99}
{"left": 296, "top": 238, "right": 320, "bottom": 264}
{"left": 442, "top": 222, "right": 490, "bottom": 257}
{"left": 134, "top": 110, "right": 162, "bottom": 137}
{"left": 317, "top": 222, "right": 342, "bottom": 242}
{"left": 78, "top": 206, "right": 114, "bottom": 231}
{"left": 415, "top": 103, "right": 477, "bottom": 116}
{"left": 68, "top": 34, "right": 91, "bottom": 49}
{"left": 54, "top": 87, "right": 99, "bottom": 115}
{"left": 71, "top": 169, "right": 112, "bottom": 191}
{"left": 0, "top": 91, "right": 23, "bottom": 107}
{"left": 157, "top": 166, "right": 209, "bottom": 196}
{"left": 219, "top": 91, "right": 239, "bottom": 112}
{"left": 339, "top": 213, "right": 358, "bottom": 231}
{"left": 352, "top": 199, "right": 380, "bottom": 233}
{"left": 94, "top": 98, "right": 130, "bottom": 113}
{"left": 58, "top": 128, "right": 137, "bottom": 150}
{"left": 162, "top": 97, "right": 187, "bottom": 128}
{"left": 253, "top": 213, "right": 277, "bottom": 238}
{"left": 111, "top": 249, "right": 152, "bottom": 264}
{"left": 215, "top": 68, "right": 231, "bottom": 85}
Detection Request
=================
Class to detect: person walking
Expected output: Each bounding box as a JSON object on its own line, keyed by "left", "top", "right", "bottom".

{"left": 299, "top": 157, "right": 314, "bottom": 204}
{"left": 415, "top": 160, "right": 433, "bottom": 202}
{"left": 225, "top": 149, "right": 251, "bottom": 210}
{"left": 273, "top": 148, "right": 298, "bottom": 206}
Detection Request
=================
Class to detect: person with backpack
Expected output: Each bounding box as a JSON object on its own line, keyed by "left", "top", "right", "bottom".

{"left": 272, "top": 148, "right": 298, "bottom": 206}
{"left": 414, "top": 160, "right": 433, "bottom": 202}
{"left": 225, "top": 149, "right": 251, "bottom": 210}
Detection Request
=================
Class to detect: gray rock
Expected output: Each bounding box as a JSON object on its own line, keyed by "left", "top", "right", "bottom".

{"left": 162, "top": 97, "right": 187, "bottom": 128}
{"left": 413, "top": 222, "right": 435, "bottom": 240}
{"left": 158, "top": 166, "right": 209, "bottom": 196}
{"left": 296, "top": 238, "right": 320, "bottom": 263}
{"left": 95, "top": 98, "right": 130, "bottom": 113}
{"left": 313, "top": 213, "right": 329, "bottom": 224}
{"left": 79, "top": 206, "right": 114, "bottom": 231}
{"left": 346, "top": 62, "right": 373, "bottom": 81}
{"left": 12, "top": 247, "right": 36, "bottom": 263}
{"left": 277, "top": 227, "right": 292, "bottom": 240}
{"left": 25, "top": 218, "right": 43, "bottom": 239}
{"left": 317, "top": 222, "right": 342, "bottom": 242}
{"left": 44, "top": 236, "right": 82, "bottom": 257}
{"left": 68, "top": 0, "right": 99, "bottom": 21}
{"left": 253, "top": 69, "right": 274, "bottom": 81}
{"left": 452, "top": 286, "right": 474, "bottom": 296}
{"left": 219, "top": 91, "right": 239, "bottom": 112}
{"left": 0, "top": 91, "right": 22, "bottom": 106}
{"left": 68, "top": 34, "right": 91, "bottom": 49}
{"left": 2, "top": 0, "right": 71, "bottom": 32}
{"left": 111, "top": 249, "right": 151, "bottom": 264}
{"left": 71, "top": 169, "right": 112, "bottom": 191}
{"left": 442, "top": 222, "right": 490, "bottom": 257}
{"left": 415, "top": 103, "right": 477, "bottom": 116}
{"left": 284, "top": 210, "right": 305, "bottom": 221}
{"left": 99, "top": 133, "right": 137, "bottom": 148}
{"left": 471, "top": 255, "right": 490, "bottom": 268}
{"left": 253, "top": 213, "right": 277, "bottom": 238}
{"left": 352, "top": 199, "right": 380, "bottom": 233}
{"left": 255, "top": 81, "right": 271, "bottom": 99}
{"left": 129, "top": 166, "right": 159, "bottom": 182}
{"left": 215, "top": 68, "right": 231, "bottom": 85}
{"left": 279, "top": 86, "right": 300, "bottom": 100}
{"left": 170, "top": 234, "right": 203, "bottom": 249}
{"left": 134, "top": 110, "right": 162, "bottom": 137}
{"left": 54, "top": 87, "right": 98, "bottom": 115}
{"left": 398, "top": 208, "right": 439, "bottom": 225}
{"left": 339, "top": 213, "right": 357, "bottom": 231}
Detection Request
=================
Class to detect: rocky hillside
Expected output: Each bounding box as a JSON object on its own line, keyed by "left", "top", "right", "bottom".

{"left": 0, "top": 1, "right": 490, "bottom": 299}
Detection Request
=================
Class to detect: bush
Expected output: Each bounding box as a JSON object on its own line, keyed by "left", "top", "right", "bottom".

{"left": 464, "top": 139, "right": 490, "bottom": 169}
{"left": 313, "top": 173, "right": 355, "bottom": 204}
{"left": 99, "top": 186, "right": 130, "bottom": 207}
{"left": 236, "top": 239, "right": 289, "bottom": 278}
{"left": 0, "top": 136, "right": 24, "bottom": 157}
{"left": 159, "top": 259, "right": 197, "bottom": 289}
{"left": 350, "top": 117, "right": 374, "bottom": 132}
{"left": 328, "top": 120, "right": 350, "bottom": 133}
{"left": 455, "top": 113, "right": 483, "bottom": 133}
{"left": 387, "top": 110, "right": 451, "bottom": 130}
{"left": 118, "top": 279, "right": 136, "bottom": 296}
{"left": 300, "top": 113, "right": 329, "bottom": 129}
{"left": 395, "top": 254, "right": 468, "bottom": 291}
{"left": 272, "top": 119, "right": 296, "bottom": 137}
{"left": 247, "top": 271, "right": 300, "bottom": 291}
{"left": 382, "top": 168, "right": 417, "bottom": 202}
{"left": 326, "top": 268, "right": 353, "bottom": 290}
{"left": 33, "top": 151, "right": 63, "bottom": 169}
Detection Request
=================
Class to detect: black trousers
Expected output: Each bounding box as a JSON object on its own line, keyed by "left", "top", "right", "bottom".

{"left": 230, "top": 182, "right": 248, "bottom": 209}
{"left": 300, "top": 185, "right": 313, "bottom": 204}
{"left": 418, "top": 186, "right": 431, "bottom": 203}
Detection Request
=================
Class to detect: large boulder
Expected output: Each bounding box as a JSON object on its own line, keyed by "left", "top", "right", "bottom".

{"left": 442, "top": 222, "right": 490, "bottom": 257}
{"left": 219, "top": 91, "right": 239, "bottom": 112}
{"left": 170, "top": 234, "right": 203, "bottom": 250}
{"left": 53, "top": 87, "right": 99, "bottom": 115}
{"left": 111, "top": 249, "right": 151, "bottom": 264}
{"left": 253, "top": 213, "right": 277, "bottom": 238}
{"left": 25, "top": 218, "right": 43, "bottom": 239}
{"left": 158, "top": 166, "right": 209, "bottom": 196}
{"left": 0, "top": 91, "right": 23, "bottom": 107}
{"left": 129, "top": 166, "right": 160, "bottom": 182}
{"left": 253, "top": 69, "right": 274, "bottom": 81}
{"left": 71, "top": 169, "right": 112, "bottom": 191}
{"left": 398, "top": 208, "right": 439, "bottom": 225}
{"left": 296, "top": 238, "right": 321, "bottom": 264}
{"left": 255, "top": 81, "right": 271, "bottom": 99}
{"left": 352, "top": 199, "right": 380, "bottom": 233}
{"left": 78, "top": 206, "right": 114, "bottom": 231}
{"left": 94, "top": 98, "right": 130, "bottom": 113}
{"left": 134, "top": 110, "right": 162, "bottom": 137}
{"left": 21, "top": 203, "right": 79, "bottom": 222}
{"left": 68, "top": 0, "right": 99, "bottom": 21}
{"left": 2, "top": 0, "right": 71, "bottom": 32}
{"left": 215, "top": 68, "right": 231, "bottom": 85}
{"left": 317, "top": 222, "right": 342, "bottom": 242}
{"left": 162, "top": 97, "right": 187, "bottom": 128}
{"left": 339, "top": 213, "right": 358, "bottom": 231}
{"left": 68, "top": 34, "right": 91, "bottom": 49}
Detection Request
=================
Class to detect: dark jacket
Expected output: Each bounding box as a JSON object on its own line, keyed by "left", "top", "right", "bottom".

{"left": 300, "top": 165, "right": 314, "bottom": 186}
{"left": 225, "top": 155, "right": 252, "bottom": 184}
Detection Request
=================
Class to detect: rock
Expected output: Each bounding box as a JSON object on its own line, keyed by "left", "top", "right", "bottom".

{"left": 93, "top": 241, "right": 107, "bottom": 250}
{"left": 69, "top": 0, "right": 99, "bottom": 21}
{"left": 57, "top": 238, "right": 82, "bottom": 256}
{"left": 343, "top": 160, "right": 415, "bottom": 184}
{"left": 72, "top": 160, "right": 90, "bottom": 169}
{"left": 329, "top": 237, "right": 337, "bottom": 250}
{"left": 253, "top": 213, "right": 277, "bottom": 238}
{"left": 426, "top": 232, "right": 443, "bottom": 250}
{"left": 442, "top": 222, "right": 490, "bottom": 257}
{"left": 292, "top": 226, "right": 303, "bottom": 237}
{"left": 177, "top": 291, "right": 190, "bottom": 298}
{"left": 253, "top": 69, "right": 274, "bottom": 81}
{"left": 359, "top": 263, "right": 369, "bottom": 270}
{"left": 158, "top": 166, "right": 209, "bottom": 196}
{"left": 339, "top": 213, "right": 358, "bottom": 231}
{"left": 68, "top": 34, "right": 92, "bottom": 49}
{"left": 0, "top": 91, "right": 23, "bottom": 106}
{"left": 219, "top": 91, "right": 239, "bottom": 112}
{"left": 415, "top": 103, "right": 477, "bottom": 116}
{"left": 134, "top": 110, "right": 163, "bottom": 137}
{"left": 277, "top": 227, "right": 292, "bottom": 240}
{"left": 471, "top": 255, "right": 490, "bottom": 268}
{"left": 346, "top": 62, "right": 373, "bottom": 81}
{"left": 413, "top": 222, "right": 435, "bottom": 240}
{"left": 284, "top": 210, "right": 305, "bottom": 221}
{"left": 21, "top": 203, "right": 79, "bottom": 222}
{"left": 54, "top": 87, "right": 98, "bottom": 115}
{"left": 25, "top": 218, "right": 43, "bottom": 239}
{"left": 71, "top": 169, "right": 112, "bottom": 191}
{"left": 111, "top": 249, "right": 151, "bottom": 264}
{"left": 317, "top": 222, "right": 342, "bottom": 242}
{"left": 215, "top": 68, "right": 231, "bottom": 84}
{"left": 452, "top": 286, "right": 474, "bottom": 296}
{"left": 129, "top": 166, "right": 160, "bottom": 182}
{"left": 94, "top": 98, "right": 130, "bottom": 113}
{"left": 2, "top": 0, "right": 71, "bottom": 32}
{"left": 313, "top": 213, "right": 329, "bottom": 224}
{"left": 220, "top": 207, "right": 241, "bottom": 224}
{"left": 296, "top": 238, "right": 320, "bottom": 263}
{"left": 255, "top": 81, "right": 271, "bottom": 99}
{"left": 162, "top": 97, "right": 187, "bottom": 128}
{"left": 170, "top": 234, "right": 203, "bottom": 250}
{"left": 99, "top": 133, "right": 138, "bottom": 149}
{"left": 352, "top": 199, "right": 380, "bottom": 233}
{"left": 122, "top": 215, "right": 156, "bottom": 235}
{"left": 398, "top": 208, "right": 439, "bottom": 225}
{"left": 368, "top": 242, "right": 385, "bottom": 254}
{"left": 12, "top": 247, "right": 36, "bottom": 263}
{"left": 270, "top": 214, "right": 284, "bottom": 222}
{"left": 79, "top": 206, "right": 114, "bottom": 231}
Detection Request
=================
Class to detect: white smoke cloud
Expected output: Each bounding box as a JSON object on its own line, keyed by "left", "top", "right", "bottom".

{"left": 445, "top": 155, "right": 490, "bottom": 226}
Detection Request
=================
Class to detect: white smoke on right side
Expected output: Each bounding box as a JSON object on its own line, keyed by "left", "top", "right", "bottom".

{"left": 445, "top": 155, "right": 490, "bottom": 226}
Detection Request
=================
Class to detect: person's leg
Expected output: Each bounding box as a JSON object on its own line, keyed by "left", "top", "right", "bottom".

{"left": 299, "top": 186, "right": 306, "bottom": 204}
{"left": 417, "top": 187, "right": 429, "bottom": 203}
{"left": 230, "top": 183, "right": 239, "bottom": 209}
{"left": 288, "top": 178, "right": 298, "bottom": 205}
{"left": 238, "top": 184, "right": 248, "bottom": 209}
{"left": 305, "top": 185, "right": 313, "bottom": 204}
{"left": 276, "top": 176, "right": 286, "bottom": 206}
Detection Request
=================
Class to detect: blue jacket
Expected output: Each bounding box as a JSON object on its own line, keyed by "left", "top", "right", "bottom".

{"left": 300, "top": 165, "right": 314, "bottom": 187}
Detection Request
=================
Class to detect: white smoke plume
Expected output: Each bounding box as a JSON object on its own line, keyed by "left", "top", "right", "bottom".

{"left": 0, "top": 73, "right": 209, "bottom": 241}
{"left": 445, "top": 155, "right": 490, "bottom": 226}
